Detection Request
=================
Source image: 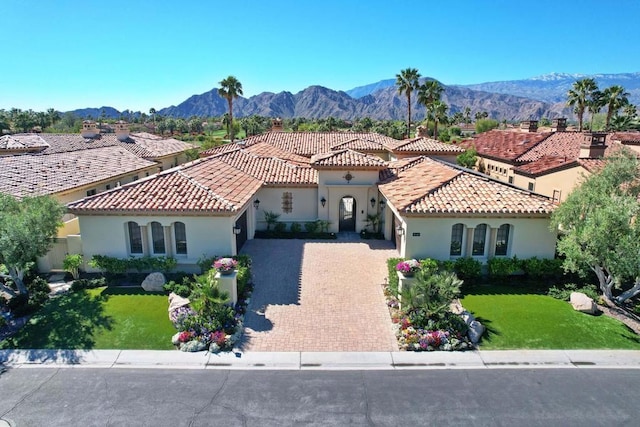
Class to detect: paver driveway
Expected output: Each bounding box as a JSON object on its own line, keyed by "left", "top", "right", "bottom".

{"left": 240, "top": 235, "right": 400, "bottom": 351}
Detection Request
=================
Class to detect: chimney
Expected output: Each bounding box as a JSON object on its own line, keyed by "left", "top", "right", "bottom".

{"left": 416, "top": 125, "right": 429, "bottom": 137}
{"left": 115, "top": 120, "right": 130, "bottom": 141}
{"left": 552, "top": 118, "right": 567, "bottom": 132}
{"left": 271, "top": 117, "right": 283, "bottom": 132}
{"left": 579, "top": 132, "right": 608, "bottom": 158}
{"left": 81, "top": 120, "right": 99, "bottom": 138}
{"left": 520, "top": 120, "right": 538, "bottom": 133}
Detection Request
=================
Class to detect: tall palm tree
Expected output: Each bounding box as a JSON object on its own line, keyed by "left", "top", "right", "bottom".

{"left": 395, "top": 68, "right": 421, "bottom": 138}
{"left": 417, "top": 80, "right": 444, "bottom": 136}
{"left": 602, "top": 85, "right": 630, "bottom": 130}
{"left": 218, "top": 75, "right": 243, "bottom": 142}
{"left": 149, "top": 107, "right": 156, "bottom": 125}
{"left": 567, "top": 78, "right": 598, "bottom": 131}
{"left": 586, "top": 90, "right": 603, "bottom": 131}
{"left": 432, "top": 100, "right": 448, "bottom": 140}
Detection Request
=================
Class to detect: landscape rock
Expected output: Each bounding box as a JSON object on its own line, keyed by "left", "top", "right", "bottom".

{"left": 570, "top": 292, "right": 598, "bottom": 315}
{"left": 467, "top": 320, "right": 485, "bottom": 344}
{"left": 168, "top": 292, "right": 191, "bottom": 312}
{"left": 141, "top": 272, "right": 166, "bottom": 292}
{"left": 449, "top": 300, "right": 464, "bottom": 315}
{"left": 461, "top": 311, "right": 476, "bottom": 325}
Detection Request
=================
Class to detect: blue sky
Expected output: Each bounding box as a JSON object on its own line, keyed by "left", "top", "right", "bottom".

{"left": 2, "top": 0, "right": 639, "bottom": 112}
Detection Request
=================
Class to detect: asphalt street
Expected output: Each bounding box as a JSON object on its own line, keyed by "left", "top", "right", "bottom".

{"left": 0, "top": 368, "right": 638, "bottom": 426}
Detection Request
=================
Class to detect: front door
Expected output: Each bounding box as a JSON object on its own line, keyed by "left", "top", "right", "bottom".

{"left": 235, "top": 210, "right": 248, "bottom": 252}
{"left": 339, "top": 196, "right": 356, "bottom": 232}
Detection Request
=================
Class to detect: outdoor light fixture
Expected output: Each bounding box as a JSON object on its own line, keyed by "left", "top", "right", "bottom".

{"left": 396, "top": 225, "right": 404, "bottom": 236}
{"left": 344, "top": 172, "right": 353, "bottom": 183}
{"left": 233, "top": 226, "right": 241, "bottom": 235}
{"left": 379, "top": 200, "right": 386, "bottom": 209}
{"left": 320, "top": 196, "right": 327, "bottom": 208}
{"left": 370, "top": 197, "right": 376, "bottom": 208}
{"left": 253, "top": 199, "right": 260, "bottom": 210}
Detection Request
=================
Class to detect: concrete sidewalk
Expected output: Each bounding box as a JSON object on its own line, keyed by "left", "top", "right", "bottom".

{"left": 2, "top": 349, "right": 640, "bottom": 370}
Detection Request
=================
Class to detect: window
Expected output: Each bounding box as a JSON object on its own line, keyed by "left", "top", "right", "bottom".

{"left": 174, "top": 222, "right": 187, "bottom": 255}
{"left": 132, "top": 175, "right": 139, "bottom": 181}
{"left": 450, "top": 223, "right": 464, "bottom": 256}
{"left": 472, "top": 224, "right": 487, "bottom": 256}
{"left": 282, "top": 192, "right": 293, "bottom": 214}
{"left": 151, "top": 222, "right": 165, "bottom": 254}
{"left": 528, "top": 182, "right": 535, "bottom": 191}
{"left": 495, "top": 224, "right": 510, "bottom": 256}
{"left": 128, "top": 221, "right": 143, "bottom": 254}
{"left": 508, "top": 176, "right": 514, "bottom": 184}
{"left": 106, "top": 184, "right": 111, "bottom": 190}
{"left": 86, "top": 189, "right": 97, "bottom": 196}
{"left": 552, "top": 189, "right": 562, "bottom": 203}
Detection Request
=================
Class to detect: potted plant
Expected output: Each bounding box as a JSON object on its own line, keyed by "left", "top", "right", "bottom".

{"left": 213, "top": 257, "right": 238, "bottom": 275}
{"left": 396, "top": 259, "right": 420, "bottom": 277}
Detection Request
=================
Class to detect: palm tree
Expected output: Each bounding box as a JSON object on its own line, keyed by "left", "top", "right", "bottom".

{"left": 586, "top": 90, "right": 604, "bottom": 131}
{"left": 602, "top": 85, "right": 630, "bottom": 130}
{"left": 218, "top": 75, "right": 243, "bottom": 142}
{"left": 567, "top": 78, "right": 598, "bottom": 131}
{"left": 417, "top": 80, "right": 444, "bottom": 137}
{"left": 432, "top": 100, "right": 448, "bottom": 140}
{"left": 395, "top": 68, "right": 421, "bottom": 138}
{"left": 149, "top": 108, "right": 156, "bottom": 125}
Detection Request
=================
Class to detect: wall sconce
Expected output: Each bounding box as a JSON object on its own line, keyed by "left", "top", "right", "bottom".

{"left": 320, "top": 196, "right": 326, "bottom": 208}
{"left": 253, "top": 199, "right": 260, "bottom": 210}
{"left": 370, "top": 197, "right": 376, "bottom": 209}
{"left": 379, "top": 200, "right": 386, "bottom": 210}
{"left": 233, "top": 226, "right": 242, "bottom": 235}
{"left": 396, "top": 225, "right": 404, "bottom": 236}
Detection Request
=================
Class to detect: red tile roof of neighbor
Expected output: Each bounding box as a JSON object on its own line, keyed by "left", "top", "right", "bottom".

{"left": 0, "top": 134, "right": 50, "bottom": 152}
{"left": 0, "top": 146, "right": 157, "bottom": 198}
{"left": 67, "top": 157, "right": 263, "bottom": 215}
{"left": 611, "top": 131, "right": 640, "bottom": 144}
{"left": 458, "top": 130, "right": 552, "bottom": 161}
{"left": 393, "top": 137, "right": 465, "bottom": 154}
{"left": 310, "top": 149, "right": 388, "bottom": 169}
{"left": 330, "top": 138, "right": 389, "bottom": 152}
{"left": 379, "top": 157, "right": 555, "bottom": 215}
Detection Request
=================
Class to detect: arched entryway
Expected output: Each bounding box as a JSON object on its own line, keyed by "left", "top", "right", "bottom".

{"left": 339, "top": 196, "right": 356, "bottom": 232}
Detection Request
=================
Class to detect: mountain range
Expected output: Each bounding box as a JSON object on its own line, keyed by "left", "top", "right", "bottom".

{"left": 69, "top": 72, "right": 640, "bottom": 122}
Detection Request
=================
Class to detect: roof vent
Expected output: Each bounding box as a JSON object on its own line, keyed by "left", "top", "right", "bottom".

{"left": 416, "top": 125, "right": 429, "bottom": 138}
{"left": 115, "top": 121, "right": 130, "bottom": 141}
{"left": 271, "top": 117, "right": 283, "bottom": 132}
{"left": 81, "top": 120, "right": 99, "bottom": 139}
{"left": 520, "top": 120, "right": 538, "bottom": 133}
{"left": 579, "top": 132, "right": 608, "bottom": 158}
{"left": 552, "top": 118, "right": 567, "bottom": 132}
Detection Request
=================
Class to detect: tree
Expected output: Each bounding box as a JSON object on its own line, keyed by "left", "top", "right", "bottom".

{"left": 0, "top": 195, "right": 64, "bottom": 296}
{"left": 463, "top": 107, "right": 471, "bottom": 124}
{"left": 218, "top": 75, "right": 243, "bottom": 142}
{"left": 149, "top": 108, "right": 156, "bottom": 125}
{"left": 475, "top": 118, "right": 499, "bottom": 133}
{"left": 586, "top": 89, "right": 604, "bottom": 131}
{"left": 417, "top": 80, "right": 445, "bottom": 138}
{"left": 456, "top": 147, "right": 477, "bottom": 169}
{"left": 567, "top": 78, "right": 599, "bottom": 131}
{"left": 602, "top": 85, "right": 630, "bottom": 130}
{"left": 395, "top": 68, "right": 421, "bottom": 138}
{"left": 432, "top": 100, "right": 448, "bottom": 139}
{"left": 551, "top": 149, "right": 640, "bottom": 303}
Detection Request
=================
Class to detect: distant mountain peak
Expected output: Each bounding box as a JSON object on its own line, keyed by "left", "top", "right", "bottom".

{"left": 529, "top": 72, "right": 585, "bottom": 81}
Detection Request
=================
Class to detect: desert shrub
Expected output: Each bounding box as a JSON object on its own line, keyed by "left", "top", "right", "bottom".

{"left": 401, "top": 270, "right": 463, "bottom": 325}
{"left": 548, "top": 283, "right": 599, "bottom": 301}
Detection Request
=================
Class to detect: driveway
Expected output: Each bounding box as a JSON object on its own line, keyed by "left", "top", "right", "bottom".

{"left": 240, "top": 235, "right": 400, "bottom": 351}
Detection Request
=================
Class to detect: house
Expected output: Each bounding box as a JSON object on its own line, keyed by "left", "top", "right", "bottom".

{"left": 67, "top": 131, "right": 558, "bottom": 272}
{"left": 0, "top": 120, "right": 196, "bottom": 270}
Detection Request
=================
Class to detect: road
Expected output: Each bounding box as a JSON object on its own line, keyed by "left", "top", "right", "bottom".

{"left": 0, "top": 368, "right": 637, "bottom": 426}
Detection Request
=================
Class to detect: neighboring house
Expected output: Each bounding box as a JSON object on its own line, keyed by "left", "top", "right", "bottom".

{"left": 0, "top": 120, "right": 196, "bottom": 270}
{"left": 67, "top": 131, "right": 558, "bottom": 273}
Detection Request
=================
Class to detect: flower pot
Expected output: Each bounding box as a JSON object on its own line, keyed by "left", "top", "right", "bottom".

{"left": 218, "top": 269, "right": 234, "bottom": 276}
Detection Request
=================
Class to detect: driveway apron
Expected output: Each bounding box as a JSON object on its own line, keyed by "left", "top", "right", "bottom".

{"left": 240, "top": 235, "right": 400, "bottom": 352}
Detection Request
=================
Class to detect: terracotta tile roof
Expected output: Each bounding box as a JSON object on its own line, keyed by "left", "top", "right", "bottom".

{"left": 238, "top": 132, "right": 401, "bottom": 157}
{"left": 577, "top": 158, "right": 607, "bottom": 173}
{"left": 379, "top": 157, "right": 555, "bottom": 215}
{"left": 513, "top": 156, "right": 578, "bottom": 176}
{"left": 0, "top": 134, "right": 50, "bottom": 153}
{"left": 200, "top": 142, "right": 244, "bottom": 157}
{"left": 516, "top": 132, "right": 585, "bottom": 162}
{"left": 393, "top": 137, "right": 465, "bottom": 154}
{"left": 0, "top": 146, "right": 156, "bottom": 198}
{"left": 379, "top": 157, "right": 429, "bottom": 181}
{"left": 67, "top": 157, "right": 262, "bottom": 214}
{"left": 243, "top": 142, "right": 311, "bottom": 165}
{"left": 330, "top": 138, "right": 388, "bottom": 152}
{"left": 611, "top": 131, "right": 640, "bottom": 144}
{"left": 458, "top": 130, "right": 552, "bottom": 161}
{"left": 212, "top": 149, "right": 317, "bottom": 185}
{"left": 5, "top": 132, "right": 195, "bottom": 159}
{"left": 310, "top": 149, "right": 388, "bottom": 169}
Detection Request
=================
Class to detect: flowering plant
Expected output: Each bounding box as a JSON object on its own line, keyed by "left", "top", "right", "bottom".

{"left": 178, "top": 331, "right": 194, "bottom": 343}
{"left": 396, "top": 259, "right": 420, "bottom": 275}
{"left": 213, "top": 257, "right": 238, "bottom": 273}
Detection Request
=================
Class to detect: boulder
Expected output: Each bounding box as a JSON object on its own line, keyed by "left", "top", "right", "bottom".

{"left": 467, "top": 320, "right": 485, "bottom": 344}
{"left": 570, "top": 292, "right": 597, "bottom": 315}
{"left": 168, "top": 292, "right": 191, "bottom": 312}
{"left": 461, "top": 311, "right": 476, "bottom": 326}
{"left": 449, "top": 300, "right": 464, "bottom": 315}
{"left": 141, "top": 272, "right": 166, "bottom": 292}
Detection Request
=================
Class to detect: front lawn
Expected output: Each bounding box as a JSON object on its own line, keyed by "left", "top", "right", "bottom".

{"left": 461, "top": 286, "right": 640, "bottom": 349}
{"left": 1, "top": 287, "right": 174, "bottom": 350}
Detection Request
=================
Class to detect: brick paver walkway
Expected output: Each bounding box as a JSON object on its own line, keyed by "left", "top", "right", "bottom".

{"left": 240, "top": 235, "right": 400, "bottom": 351}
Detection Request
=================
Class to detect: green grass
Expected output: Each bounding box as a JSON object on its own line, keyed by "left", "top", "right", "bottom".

{"left": 1, "top": 287, "right": 175, "bottom": 350}
{"left": 461, "top": 286, "right": 640, "bottom": 349}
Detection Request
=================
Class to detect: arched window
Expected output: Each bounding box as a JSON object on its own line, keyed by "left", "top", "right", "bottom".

{"left": 174, "top": 222, "right": 187, "bottom": 255}
{"left": 472, "top": 224, "right": 488, "bottom": 256}
{"left": 151, "top": 222, "right": 165, "bottom": 254}
{"left": 450, "top": 223, "right": 464, "bottom": 256}
{"left": 495, "top": 224, "right": 510, "bottom": 256}
{"left": 127, "top": 221, "right": 143, "bottom": 254}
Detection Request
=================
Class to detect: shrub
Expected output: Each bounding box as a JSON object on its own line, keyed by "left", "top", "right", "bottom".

{"left": 548, "top": 283, "right": 599, "bottom": 301}
{"left": 387, "top": 257, "right": 403, "bottom": 295}
{"left": 521, "top": 257, "right": 564, "bottom": 278}
{"left": 236, "top": 266, "right": 251, "bottom": 296}
{"left": 63, "top": 254, "right": 83, "bottom": 280}
{"left": 8, "top": 276, "right": 50, "bottom": 317}
{"left": 290, "top": 222, "right": 302, "bottom": 234}
{"left": 163, "top": 277, "right": 192, "bottom": 297}
{"left": 401, "top": 271, "right": 463, "bottom": 324}
{"left": 420, "top": 258, "right": 438, "bottom": 275}
{"left": 71, "top": 277, "right": 107, "bottom": 291}
{"left": 453, "top": 257, "right": 482, "bottom": 281}
{"left": 304, "top": 221, "right": 319, "bottom": 233}
{"left": 274, "top": 222, "right": 286, "bottom": 233}
{"left": 197, "top": 255, "right": 216, "bottom": 273}
{"left": 487, "top": 256, "right": 520, "bottom": 277}
{"left": 263, "top": 211, "right": 280, "bottom": 231}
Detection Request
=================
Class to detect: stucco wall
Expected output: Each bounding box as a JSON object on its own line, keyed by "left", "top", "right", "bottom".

{"left": 403, "top": 216, "right": 557, "bottom": 261}
{"left": 78, "top": 214, "right": 235, "bottom": 272}
{"left": 477, "top": 157, "right": 514, "bottom": 184}
{"left": 254, "top": 187, "right": 318, "bottom": 230}
{"left": 514, "top": 166, "right": 589, "bottom": 202}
